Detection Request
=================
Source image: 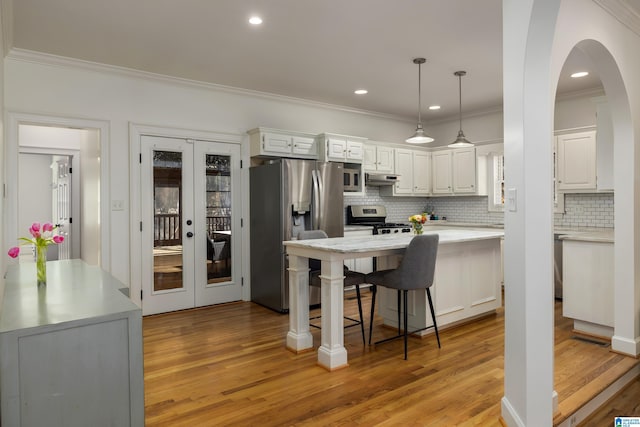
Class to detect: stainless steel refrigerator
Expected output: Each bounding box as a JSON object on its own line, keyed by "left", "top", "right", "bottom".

{"left": 250, "top": 159, "right": 344, "bottom": 312}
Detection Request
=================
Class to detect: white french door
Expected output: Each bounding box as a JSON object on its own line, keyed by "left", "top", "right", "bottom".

{"left": 140, "top": 135, "right": 241, "bottom": 315}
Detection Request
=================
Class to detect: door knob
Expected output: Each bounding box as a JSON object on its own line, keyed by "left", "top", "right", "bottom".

{"left": 186, "top": 232, "right": 194, "bottom": 238}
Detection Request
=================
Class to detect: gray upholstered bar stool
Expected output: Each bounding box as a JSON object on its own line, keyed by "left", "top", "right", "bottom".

{"left": 298, "top": 230, "right": 367, "bottom": 344}
{"left": 366, "top": 234, "right": 440, "bottom": 359}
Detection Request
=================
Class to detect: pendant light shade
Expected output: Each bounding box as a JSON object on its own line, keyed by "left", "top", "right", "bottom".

{"left": 448, "top": 70, "right": 474, "bottom": 148}
{"left": 406, "top": 58, "right": 434, "bottom": 144}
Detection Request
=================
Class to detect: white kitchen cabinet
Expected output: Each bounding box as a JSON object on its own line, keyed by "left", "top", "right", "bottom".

{"left": 343, "top": 228, "right": 374, "bottom": 274}
{"left": 413, "top": 151, "right": 431, "bottom": 193}
{"left": 431, "top": 148, "right": 476, "bottom": 195}
{"left": 318, "top": 133, "right": 366, "bottom": 163}
{"left": 363, "top": 144, "right": 394, "bottom": 173}
{"left": 452, "top": 148, "right": 477, "bottom": 192}
{"left": 556, "top": 130, "right": 597, "bottom": 191}
{"left": 380, "top": 148, "right": 430, "bottom": 197}
{"left": 248, "top": 127, "right": 318, "bottom": 159}
{"left": 431, "top": 150, "right": 452, "bottom": 194}
{"left": 562, "top": 236, "right": 614, "bottom": 337}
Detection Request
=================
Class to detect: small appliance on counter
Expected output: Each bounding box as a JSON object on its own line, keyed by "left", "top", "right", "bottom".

{"left": 346, "top": 205, "right": 412, "bottom": 235}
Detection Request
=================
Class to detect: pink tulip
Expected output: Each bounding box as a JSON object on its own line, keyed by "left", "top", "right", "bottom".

{"left": 7, "top": 247, "right": 20, "bottom": 258}
{"left": 29, "top": 223, "right": 41, "bottom": 238}
{"left": 42, "top": 223, "right": 54, "bottom": 232}
{"left": 53, "top": 235, "right": 65, "bottom": 244}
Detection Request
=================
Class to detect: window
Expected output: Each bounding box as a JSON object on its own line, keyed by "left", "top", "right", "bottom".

{"left": 488, "top": 152, "right": 504, "bottom": 212}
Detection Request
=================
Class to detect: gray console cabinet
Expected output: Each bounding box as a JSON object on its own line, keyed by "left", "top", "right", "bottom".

{"left": 0, "top": 260, "right": 144, "bottom": 426}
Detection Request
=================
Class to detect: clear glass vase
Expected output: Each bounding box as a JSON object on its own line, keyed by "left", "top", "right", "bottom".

{"left": 36, "top": 245, "right": 47, "bottom": 286}
{"left": 413, "top": 223, "right": 423, "bottom": 235}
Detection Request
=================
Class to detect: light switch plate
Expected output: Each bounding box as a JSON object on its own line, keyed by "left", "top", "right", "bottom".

{"left": 111, "top": 200, "right": 125, "bottom": 211}
{"left": 506, "top": 188, "right": 517, "bottom": 212}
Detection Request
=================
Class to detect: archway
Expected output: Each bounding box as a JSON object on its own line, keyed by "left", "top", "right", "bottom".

{"left": 502, "top": 1, "right": 640, "bottom": 425}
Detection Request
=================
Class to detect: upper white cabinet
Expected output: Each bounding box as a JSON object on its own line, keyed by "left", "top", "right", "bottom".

{"left": 380, "top": 148, "right": 430, "bottom": 197}
{"left": 318, "top": 133, "right": 366, "bottom": 163}
{"left": 432, "top": 151, "right": 452, "bottom": 194}
{"left": 363, "top": 144, "right": 394, "bottom": 173}
{"left": 452, "top": 148, "right": 477, "bottom": 192}
{"left": 556, "top": 130, "right": 596, "bottom": 191}
{"left": 248, "top": 128, "right": 318, "bottom": 159}
{"left": 431, "top": 148, "right": 477, "bottom": 195}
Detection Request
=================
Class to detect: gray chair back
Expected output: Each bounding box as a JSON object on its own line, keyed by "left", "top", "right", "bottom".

{"left": 385, "top": 234, "right": 439, "bottom": 290}
{"left": 298, "top": 230, "right": 328, "bottom": 240}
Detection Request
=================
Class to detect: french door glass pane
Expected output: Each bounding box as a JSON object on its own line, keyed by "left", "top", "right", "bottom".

{"left": 153, "top": 150, "right": 184, "bottom": 291}
{"left": 205, "top": 154, "right": 231, "bottom": 284}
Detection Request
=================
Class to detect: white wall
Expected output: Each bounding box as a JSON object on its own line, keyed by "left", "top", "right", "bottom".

{"left": 18, "top": 154, "right": 52, "bottom": 243}
{"left": 3, "top": 54, "right": 417, "bottom": 284}
{"left": 502, "top": 0, "right": 640, "bottom": 425}
{"left": 0, "top": 6, "right": 6, "bottom": 306}
{"left": 425, "top": 90, "right": 601, "bottom": 145}
{"left": 80, "top": 129, "right": 101, "bottom": 265}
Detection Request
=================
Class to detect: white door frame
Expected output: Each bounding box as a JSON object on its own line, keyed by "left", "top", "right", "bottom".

{"left": 129, "top": 124, "right": 245, "bottom": 309}
{"left": 5, "top": 112, "right": 110, "bottom": 269}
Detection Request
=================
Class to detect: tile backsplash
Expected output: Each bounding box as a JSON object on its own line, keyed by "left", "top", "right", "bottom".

{"left": 554, "top": 193, "right": 614, "bottom": 228}
{"left": 344, "top": 187, "right": 614, "bottom": 228}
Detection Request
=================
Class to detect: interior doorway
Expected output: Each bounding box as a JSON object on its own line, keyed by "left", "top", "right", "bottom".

{"left": 18, "top": 150, "right": 80, "bottom": 260}
{"left": 5, "top": 114, "right": 109, "bottom": 270}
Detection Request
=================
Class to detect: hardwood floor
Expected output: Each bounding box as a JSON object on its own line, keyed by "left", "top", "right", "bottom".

{"left": 143, "top": 291, "right": 639, "bottom": 426}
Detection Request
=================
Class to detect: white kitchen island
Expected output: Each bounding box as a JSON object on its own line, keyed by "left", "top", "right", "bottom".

{"left": 283, "top": 229, "right": 503, "bottom": 370}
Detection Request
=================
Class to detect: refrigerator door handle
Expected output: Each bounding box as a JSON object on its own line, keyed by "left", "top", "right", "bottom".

{"left": 312, "top": 169, "right": 320, "bottom": 229}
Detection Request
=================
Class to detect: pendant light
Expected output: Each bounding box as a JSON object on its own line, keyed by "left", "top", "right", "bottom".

{"left": 448, "top": 70, "right": 474, "bottom": 148}
{"left": 406, "top": 58, "right": 434, "bottom": 144}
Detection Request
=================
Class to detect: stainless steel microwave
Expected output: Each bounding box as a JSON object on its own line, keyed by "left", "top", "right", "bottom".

{"left": 343, "top": 167, "right": 360, "bottom": 192}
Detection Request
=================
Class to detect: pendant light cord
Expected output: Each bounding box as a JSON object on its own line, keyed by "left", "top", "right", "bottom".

{"left": 458, "top": 73, "right": 462, "bottom": 132}
{"left": 417, "top": 61, "right": 422, "bottom": 125}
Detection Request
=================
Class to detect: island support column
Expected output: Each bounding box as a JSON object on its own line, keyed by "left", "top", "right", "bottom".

{"left": 317, "top": 259, "right": 348, "bottom": 370}
{"left": 286, "top": 254, "right": 313, "bottom": 352}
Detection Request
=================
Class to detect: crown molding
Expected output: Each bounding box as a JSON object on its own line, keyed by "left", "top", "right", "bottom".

{"left": 594, "top": 0, "right": 640, "bottom": 36}
{"left": 556, "top": 86, "right": 606, "bottom": 101}
{"left": 6, "top": 48, "right": 412, "bottom": 124}
{"left": 424, "top": 104, "right": 504, "bottom": 126}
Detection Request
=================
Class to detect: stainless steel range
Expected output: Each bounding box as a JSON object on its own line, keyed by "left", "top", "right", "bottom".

{"left": 347, "top": 205, "right": 412, "bottom": 235}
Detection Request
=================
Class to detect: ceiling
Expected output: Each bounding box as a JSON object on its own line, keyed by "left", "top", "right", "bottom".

{"left": 5, "top": 0, "right": 631, "bottom": 123}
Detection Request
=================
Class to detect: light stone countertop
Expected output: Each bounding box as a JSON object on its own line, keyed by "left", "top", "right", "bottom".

{"left": 285, "top": 229, "right": 504, "bottom": 254}
{"left": 558, "top": 229, "right": 614, "bottom": 243}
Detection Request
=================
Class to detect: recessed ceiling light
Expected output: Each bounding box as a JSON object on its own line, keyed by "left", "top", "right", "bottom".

{"left": 428, "top": 105, "right": 441, "bottom": 110}
{"left": 571, "top": 71, "right": 589, "bottom": 78}
{"left": 249, "top": 16, "right": 263, "bottom": 25}
{"left": 354, "top": 89, "right": 368, "bottom": 95}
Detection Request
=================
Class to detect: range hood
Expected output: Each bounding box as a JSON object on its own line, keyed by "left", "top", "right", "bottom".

{"left": 365, "top": 173, "right": 400, "bottom": 186}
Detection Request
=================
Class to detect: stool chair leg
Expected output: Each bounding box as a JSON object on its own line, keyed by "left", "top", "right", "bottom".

{"left": 355, "top": 284, "right": 365, "bottom": 344}
{"left": 403, "top": 290, "right": 409, "bottom": 360}
{"left": 397, "top": 290, "right": 401, "bottom": 335}
{"left": 427, "top": 288, "right": 440, "bottom": 348}
{"left": 369, "top": 285, "right": 377, "bottom": 345}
